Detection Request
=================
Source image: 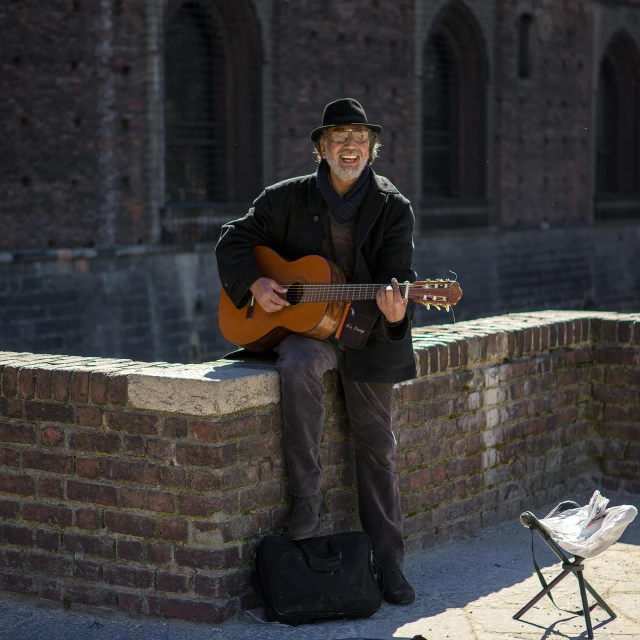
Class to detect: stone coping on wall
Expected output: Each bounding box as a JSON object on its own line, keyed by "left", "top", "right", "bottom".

{"left": 2, "top": 310, "right": 637, "bottom": 415}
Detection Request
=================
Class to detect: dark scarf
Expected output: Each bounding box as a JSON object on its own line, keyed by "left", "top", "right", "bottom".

{"left": 316, "top": 160, "right": 371, "bottom": 224}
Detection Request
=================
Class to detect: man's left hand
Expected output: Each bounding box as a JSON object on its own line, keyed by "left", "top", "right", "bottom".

{"left": 376, "top": 278, "right": 408, "bottom": 324}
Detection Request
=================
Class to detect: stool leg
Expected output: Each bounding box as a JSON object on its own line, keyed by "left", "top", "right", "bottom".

{"left": 583, "top": 578, "right": 616, "bottom": 619}
{"left": 513, "top": 569, "right": 572, "bottom": 620}
{"left": 576, "top": 571, "right": 594, "bottom": 639}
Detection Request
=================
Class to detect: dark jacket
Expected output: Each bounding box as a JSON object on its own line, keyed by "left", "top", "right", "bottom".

{"left": 215, "top": 170, "right": 417, "bottom": 383}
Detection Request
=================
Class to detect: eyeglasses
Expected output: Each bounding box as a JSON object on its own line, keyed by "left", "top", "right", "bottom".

{"left": 327, "top": 128, "right": 370, "bottom": 143}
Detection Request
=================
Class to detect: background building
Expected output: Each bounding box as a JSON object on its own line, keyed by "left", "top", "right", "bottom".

{"left": 1, "top": 0, "right": 639, "bottom": 362}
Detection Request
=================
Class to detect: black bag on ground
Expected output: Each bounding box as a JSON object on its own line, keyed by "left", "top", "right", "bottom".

{"left": 253, "top": 532, "right": 381, "bottom": 626}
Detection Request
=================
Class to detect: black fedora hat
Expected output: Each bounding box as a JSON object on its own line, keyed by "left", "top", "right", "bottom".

{"left": 310, "top": 98, "right": 382, "bottom": 142}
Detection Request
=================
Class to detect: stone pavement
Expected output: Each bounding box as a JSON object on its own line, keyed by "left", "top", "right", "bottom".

{"left": 1, "top": 486, "right": 638, "bottom": 640}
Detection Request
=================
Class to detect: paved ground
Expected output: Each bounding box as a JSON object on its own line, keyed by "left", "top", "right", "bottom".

{"left": 1, "top": 486, "right": 639, "bottom": 640}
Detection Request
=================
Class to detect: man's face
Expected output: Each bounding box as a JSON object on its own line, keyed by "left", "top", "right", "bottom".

{"left": 320, "top": 126, "right": 370, "bottom": 182}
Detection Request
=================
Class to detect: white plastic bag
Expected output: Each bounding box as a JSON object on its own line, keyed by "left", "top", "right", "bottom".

{"left": 539, "top": 490, "right": 638, "bottom": 559}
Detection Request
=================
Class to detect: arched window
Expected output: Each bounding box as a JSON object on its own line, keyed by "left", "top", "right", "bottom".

{"left": 165, "top": 3, "right": 224, "bottom": 204}
{"left": 422, "top": 1, "right": 488, "bottom": 225}
{"left": 162, "top": 0, "right": 263, "bottom": 244}
{"left": 518, "top": 14, "right": 534, "bottom": 79}
{"left": 595, "top": 30, "right": 640, "bottom": 218}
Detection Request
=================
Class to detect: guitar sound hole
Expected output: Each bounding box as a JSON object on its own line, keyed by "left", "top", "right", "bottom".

{"left": 285, "top": 284, "right": 304, "bottom": 305}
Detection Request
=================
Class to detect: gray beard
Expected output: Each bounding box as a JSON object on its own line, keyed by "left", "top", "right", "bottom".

{"left": 326, "top": 155, "right": 366, "bottom": 183}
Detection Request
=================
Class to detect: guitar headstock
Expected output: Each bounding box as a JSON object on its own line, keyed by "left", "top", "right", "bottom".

{"left": 409, "top": 280, "right": 463, "bottom": 311}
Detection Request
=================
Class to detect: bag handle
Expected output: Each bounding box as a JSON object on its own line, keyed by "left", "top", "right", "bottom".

{"left": 297, "top": 539, "right": 343, "bottom": 572}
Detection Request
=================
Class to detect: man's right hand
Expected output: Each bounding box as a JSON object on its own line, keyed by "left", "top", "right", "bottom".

{"left": 249, "top": 277, "right": 289, "bottom": 313}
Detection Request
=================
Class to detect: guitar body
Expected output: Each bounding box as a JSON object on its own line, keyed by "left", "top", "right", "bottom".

{"left": 218, "top": 246, "right": 346, "bottom": 351}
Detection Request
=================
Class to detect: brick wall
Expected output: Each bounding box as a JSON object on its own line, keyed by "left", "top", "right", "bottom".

{"left": 0, "top": 311, "right": 638, "bottom": 622}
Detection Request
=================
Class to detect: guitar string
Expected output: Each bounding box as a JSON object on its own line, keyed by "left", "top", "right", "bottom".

{"left": 280, "top": 283, "right": 452, "bottom": 303}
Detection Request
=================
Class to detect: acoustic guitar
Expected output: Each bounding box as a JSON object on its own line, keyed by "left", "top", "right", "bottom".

{"left": 218, "top": 246, "right": 463, "bottom": 351}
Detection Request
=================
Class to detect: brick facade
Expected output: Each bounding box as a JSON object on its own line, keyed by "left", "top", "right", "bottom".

{"left": 0, "top": 311, "right": 638, "bottom": 622}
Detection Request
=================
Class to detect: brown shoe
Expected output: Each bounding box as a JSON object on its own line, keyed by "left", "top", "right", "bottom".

{"left": 379, "top": 568, "right": 415, "bottom": 605}
{"left": 287, "top": 493, "right": 326, "bottom": 540}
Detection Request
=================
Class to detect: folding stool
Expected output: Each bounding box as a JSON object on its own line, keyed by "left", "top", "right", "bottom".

{"left": 513, "top": 500, "right": 616, "bottom": 639}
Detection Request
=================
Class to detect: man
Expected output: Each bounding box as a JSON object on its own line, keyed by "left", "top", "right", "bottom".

{"left": 216, "top": 98, "right": 416, "bottom": 605}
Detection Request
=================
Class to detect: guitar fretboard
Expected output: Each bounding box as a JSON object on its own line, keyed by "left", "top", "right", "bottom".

{"left": 288, "top": 284, "right": 405, "bottom": 303}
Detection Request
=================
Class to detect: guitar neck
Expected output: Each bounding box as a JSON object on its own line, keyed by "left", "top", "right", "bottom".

{"left": 295, "top": 284, "right": 400, "bottom": 303}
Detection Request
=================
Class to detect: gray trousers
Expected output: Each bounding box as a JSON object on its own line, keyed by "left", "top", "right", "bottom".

{"left": 276, "top": 334, "right": 404, "bottom": 571}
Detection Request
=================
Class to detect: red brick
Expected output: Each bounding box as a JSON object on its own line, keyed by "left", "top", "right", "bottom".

{"left": 71, "top": 371, "right": 90, "bottom": 403}
{"left": 76, "top": 406, "right": 103, "bottom": 427}
{"left": 148, "top": 439, "right": 173, "bottom": 461}
{"left": 175, "top": 546, "right": 239, "bottom": 571}
{"left": 0, "top": 572, "right": 35, "bottom": 594}
{"left": 24, "top": 401, "right": 74, "bottom": 424}
{"left": 62, "top": 533, "right": 114, "bottom": 558}
{"left": 0, "top": 397, "right": 23, "bottom": 418}
{"left": 67, "top": 480, "right": 118, "bottom": 506}
{"left": 76, "top": 508, "right": 102, "bottom": 530}
{"left": 105, "top": 511, "right": 157, "bottom": 538}
{"left": 23, "top": 504, "right": 72, "bottom": 526}
{"left": 18, "top": 368, "right": 35, "bottom": 399}
{"left": 194, "top": 570, "right": 250, "bottom": 599}
{"left": 40, "top": 426, "right": 64, "bottom": 446}
{"left": 148, "top": 543, "right": 172, "bottom": 565}
{"left": 1, "top": 366, "right": 18, "bottom": 397}
{"left": 178, "top": 495, "right": 214, "bottom": 517}
{"left": 190, "top": 415, "right": 257, "bottom": 443}
{"left": 0, "top": 447, "right": 19, "bottom": 467}
{"left": 118, "top": 593, "right": 143, "bottom": 614}
{"left": 103, "top": 564, "right": 153, "bottom": 588}
{"left": 0, "top": 499, "right": 20, "bottom": 519}
{"left": 23, "top": 450, "right": 73, "bottom": 474}
{"left": 35, "top": 529, "right": 60, "bottom": 552}
{"left": 163, "top": 417, "right": 188, "bottom": 438}
{"left": 159, "top": 465, "right": 186, "bottom": 488}
{"left": 123, "top": 434, "right": 146, "bottom": 456}
{"left": 39, "top": 477, "right": 64, "bottom": 498}
{"left": 106, "top": 410, "right": 157, "bottom": 435}
{"left": 238, "top": 482, "right": 281, "bottom": 511}
{"left": 156, "top": 571, "right": 190, "bottom": 593}
{"left": 35, "top": 369, "right": 52, "bottom": 399}
{"left": 0, "top": 422, "right": 36, "bottom": 445}
{"left": 0, "top": 523, "right": 33, "bottom": 546}
{"left": 176, "top": 443, "right": 237, "bottom": 467}
{"left": 162, "top": 519, "right": 188, "bottom": 542}
{"left": 0, "top": 548, "right": 21, "bottom": 569}
{"left": 74, "top": 559, "right": 101, "bottom": 581}
{"left": 163, "top": 598, "right": 239, "bottom": 624}
{"left": 76, "top": 457, "right": 101, "bottom": 478}
{"left": 70, "top": 431, "right": 120, "bottom": 454}
{"left": 107, "top": 376, "right": 127, "bottom": 405}
{"left": 117, "top": 539, "right": 144, "bottom": 562}
{"left": 39, "top": 577, "right": 62, "bottom": 600}
{"left": 63, "top": 584, "right": 117, "bottom": 607}
{"left": 189, "top": 470, "right": 220, "bottom": 492}
{"left": 148, "top": 491, "right": 174, "bottom": 513}
{"left": 120, "top": 487, "right": 147, "bottom": 509}
{"left": 91, "top": 372, "right": 108, "bottom": 405}
{"left": 105, "top": 459, "right": 157, "bottom": 485}
{"left": 51, "top": 370, "right": 71, "bottom": 402}
{"left": 0, "top": 473, "right": 35, "bottom": 496}
{"left": 24, "top": 553, "right": 73, "bottom": 575}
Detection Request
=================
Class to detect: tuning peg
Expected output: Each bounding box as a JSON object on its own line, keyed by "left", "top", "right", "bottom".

{"left": 426, "top": 303, "right": 431, "bottom": 310}
{"left": 446, "top": 305, "right": 450, "bottom": 312}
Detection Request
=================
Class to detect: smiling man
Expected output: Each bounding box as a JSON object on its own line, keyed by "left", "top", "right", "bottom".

{"left": 216, "top": 99, "right": 417, "bottom": 605}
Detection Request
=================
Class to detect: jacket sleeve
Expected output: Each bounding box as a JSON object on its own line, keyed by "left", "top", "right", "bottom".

{"left": 215, "top": 189, "right": 277, "bottom": 309}
{"left": 373, "top": 200, "right": 417, "bottom": 341}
